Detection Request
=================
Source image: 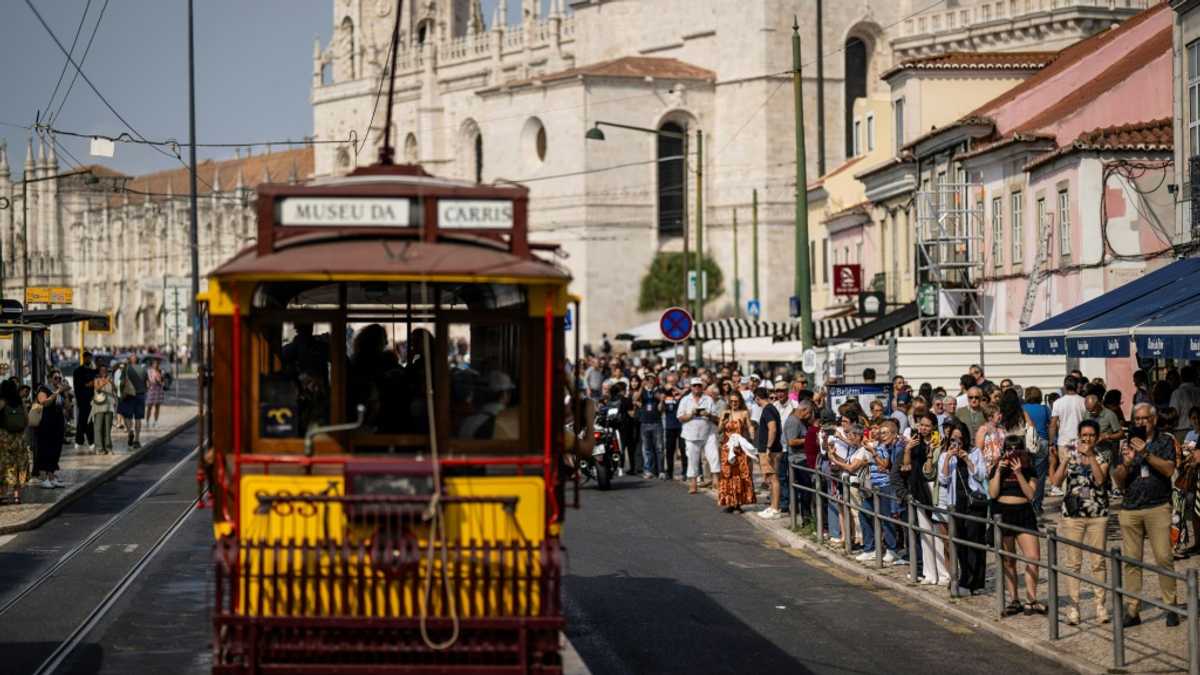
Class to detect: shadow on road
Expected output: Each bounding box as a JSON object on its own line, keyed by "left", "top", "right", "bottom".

{"left": 565, "top": 573, "right": 812, "bottom": 675}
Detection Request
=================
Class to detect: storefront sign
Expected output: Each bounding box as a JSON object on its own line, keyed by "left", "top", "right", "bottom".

{"left": 833, "top": 264, "right": 862, "bottom": 296}
{"left": 278, "top": 197, "right": 412, "bottom": 227}
{"left": 438, "top": 199, "right": 514, "bottom": 229}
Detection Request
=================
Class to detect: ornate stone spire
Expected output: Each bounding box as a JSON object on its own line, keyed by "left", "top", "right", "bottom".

{"left": 24, "top": 136, "right": 34, "bottom": 175}
{"left": 0, "top": 144, "right": 10, "bottom": 180}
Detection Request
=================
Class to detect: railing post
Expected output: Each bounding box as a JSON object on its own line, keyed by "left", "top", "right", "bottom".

{"left": 789, "top": 461, "right": 798, "bottom": 531}
{"left": 841, "top": 474, "right": 852, "bottom": 557}
{"left": 907, "top": 499, "right": 918, "bottom": 584}
{"left": 994, "top": 515, "right": 1005, "bottom": 617}
{"left": 948, "top": 511, "right": 960, "bottom": 596}
{"left": 1047, "top": 528, "right": 1059, "bottom": 641}
{"left": 1188, "top": 568, "right": 1198, "bottom": 675}
{"left": 873, "top": 488, "right": 883, "bottom": 566}
{"left": 815, "top": 471, "right": 825, "bottom": 542}
{"left": 1110, "top": 546, "right": 1125, "bottom": 669}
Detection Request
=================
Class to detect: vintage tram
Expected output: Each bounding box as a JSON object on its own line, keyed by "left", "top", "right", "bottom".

{"left": 198, "top": 161, "right": 572, "bottom": 673}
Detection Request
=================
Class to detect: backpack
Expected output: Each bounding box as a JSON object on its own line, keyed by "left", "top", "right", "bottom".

{"left": 2, "top": 403, "right": 27, "bottom": 433}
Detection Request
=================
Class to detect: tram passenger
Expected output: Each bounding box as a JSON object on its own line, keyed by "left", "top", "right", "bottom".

{"left": 348, "top": 324, "right": 399, "bottom": 430}
{"left": 458, "top": 371, "right": 518, "bottom": 440}
{"left": 283, "top": 323, "right": 330, "bottom": 383}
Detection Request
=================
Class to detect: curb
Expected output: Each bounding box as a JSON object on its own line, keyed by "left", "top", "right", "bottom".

{"left": 738, "top": 512, "right": 1109, "bottom": 675}
{"left": 0, "top": 415, "right": 198, "bottom": 536}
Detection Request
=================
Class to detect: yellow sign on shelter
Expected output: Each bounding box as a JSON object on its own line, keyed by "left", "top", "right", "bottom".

{"left": 25, "top": 287, "right": 73, "bottom": 305}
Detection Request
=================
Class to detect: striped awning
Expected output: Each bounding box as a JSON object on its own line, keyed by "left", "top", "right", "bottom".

{"left": 814, "top": 315, "right": 865, "bottom": 344}
{"left": 693, "top": 319, "right": 797, "bottom": 341}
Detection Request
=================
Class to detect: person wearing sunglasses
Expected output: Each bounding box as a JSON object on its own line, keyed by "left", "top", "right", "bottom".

{"left": 1048, "top": 419, "right": 1110, "bottom": 626}
{"left": 955, "top": 386, "right": 986, "bottom": 440}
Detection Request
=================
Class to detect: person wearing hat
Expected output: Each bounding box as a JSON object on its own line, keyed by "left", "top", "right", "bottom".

{"left": 677, "top": 377, "right": 715, "bottom": 494}
{"left": 891, "top": 390, "right": 913, "bottom": 435}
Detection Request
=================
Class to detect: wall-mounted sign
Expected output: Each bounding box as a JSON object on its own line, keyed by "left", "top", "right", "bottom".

{"left": 438, "top": 199, "right": 514, "bottom": 229}
{"left": 832, "top": 264, "right": 862, "bottom": 296}
{"left": 278, "top": 197, "right": 412, "bottom": 227}
{"left": 25, "top": 287, "right": 73, "bottom": 305}
{"left": 858, "top": 291, "right": 885, "bottom": 319}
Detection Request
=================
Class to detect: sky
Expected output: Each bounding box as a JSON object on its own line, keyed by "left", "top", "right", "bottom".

{"left": 0, "top": 0, "right": 526, "bottom": 180}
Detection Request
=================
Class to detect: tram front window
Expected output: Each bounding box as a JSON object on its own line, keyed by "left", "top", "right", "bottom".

{"left": 251, "top": 281, "right": 528, "bottom": 451}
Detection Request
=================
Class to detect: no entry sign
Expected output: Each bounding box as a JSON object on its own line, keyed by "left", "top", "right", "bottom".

{"left": 659, "top": 306, "right": 694, "bottom": 343}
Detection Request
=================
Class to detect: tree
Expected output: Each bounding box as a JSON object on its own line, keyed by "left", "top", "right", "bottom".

{"left": 637, "top": 252, "right": 724, "bottom": 312}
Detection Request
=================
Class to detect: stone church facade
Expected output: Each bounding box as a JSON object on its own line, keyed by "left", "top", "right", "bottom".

{"left": 311, "top": 0, "right": 1148, "bottom": 345}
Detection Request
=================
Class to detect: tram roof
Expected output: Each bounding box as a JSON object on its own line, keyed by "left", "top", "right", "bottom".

{"left": 211, "top": 233, "right": 569, "bottom": 283}
{"left": 215, "top": 163, "right": 569, "bottom": 284}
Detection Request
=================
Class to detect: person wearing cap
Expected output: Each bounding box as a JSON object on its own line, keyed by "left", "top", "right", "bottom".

{"left": 755, "top": 387, "right": 784, "bottom": 518}
{"left": 637, "top": 374, "right": 666, "bottom": 480}
{"left": 677, "top": 377, "right": 716, "bottom": 494}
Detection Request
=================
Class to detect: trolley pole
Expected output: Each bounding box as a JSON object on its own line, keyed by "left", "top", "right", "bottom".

{"left": 694, "top": 129, "right": 704, "bottom": 365}
{"left": 792, "top": 18, "right": 814, "bottom": 348}
{"left": 187, "top": 0, "right": 201, "bottom": 367}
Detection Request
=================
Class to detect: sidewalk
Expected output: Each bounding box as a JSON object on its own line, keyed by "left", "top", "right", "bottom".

{"left": 715, "top": 481, "right": 1193, "bottom": 674}
{"left": 0, "top": 402, "right": 197, "bottom": 535}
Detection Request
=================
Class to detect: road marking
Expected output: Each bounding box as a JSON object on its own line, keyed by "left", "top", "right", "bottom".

{"left": 123, "top": 544, "right": 138, "bottom": 553}
{"left": 0, "top": 534, "right": 16, "bottom": 549}
{"left": 95, "top": 545, "right": 110, "bottom": 553}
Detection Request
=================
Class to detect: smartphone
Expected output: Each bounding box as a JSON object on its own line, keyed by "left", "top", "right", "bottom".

{"left": 1127, "top": 426, "right": 1148, "bottom": 442}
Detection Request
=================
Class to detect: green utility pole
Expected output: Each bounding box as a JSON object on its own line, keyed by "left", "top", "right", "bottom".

{"left": 792, "top": 18, "right": 814, "bottom": 348}
{"left": 732, "top": 208, "right": 740, "bottom": 318}
{"left": 752, "top": 188, "right": 760, "bottom": 306}
{"left": 694, "top": 129, "right": 705, "bottom": 364}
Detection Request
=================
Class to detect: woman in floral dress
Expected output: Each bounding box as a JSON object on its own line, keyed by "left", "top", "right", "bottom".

{"left": 717, "top": 396, "right": 756, "bottom": 513}
{"left": 145, "top": 360, "right": 165, "bottom": 429}
{"left": 0, "top": 379, "right": 30, "bottom": 503}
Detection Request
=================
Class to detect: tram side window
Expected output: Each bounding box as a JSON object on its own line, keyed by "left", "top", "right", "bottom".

{"left": 256, "top": 321, "right": 333, "bottom": 438}
{"left": 347, "top": 322, "right": 436, "bottom": 435}
{"left": 449, "top": 323, "right": 521, "bottom": 441}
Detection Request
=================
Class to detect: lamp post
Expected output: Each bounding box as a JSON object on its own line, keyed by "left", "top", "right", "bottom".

{"left": 585, "top": 120, "right": 704, "bottom": 364}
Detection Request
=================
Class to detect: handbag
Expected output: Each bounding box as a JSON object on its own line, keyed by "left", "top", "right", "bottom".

{"left": 27, "top": 403, "right": 43, "bottom": 428}
{"left": 956, "top": 462, "right": 989, "bottom": 511}
{"left": 121, "top": 374, "right": 135, "bottom": 399}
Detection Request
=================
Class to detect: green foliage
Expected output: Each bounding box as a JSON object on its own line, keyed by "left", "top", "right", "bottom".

{"left": 637, "top": 252, "right": 724, "bottom": 312}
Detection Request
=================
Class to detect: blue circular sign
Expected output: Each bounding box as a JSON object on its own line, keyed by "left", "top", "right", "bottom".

{"left": 660, "top": 306, "right": 694, "bottom": 343}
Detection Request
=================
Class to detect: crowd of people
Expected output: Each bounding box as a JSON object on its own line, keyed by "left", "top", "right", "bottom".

{"left": 581, "top": 348, "right": 1200, "bottom": 629}
{"left": 0, "top": 350, "right": 169, "bottom": 504}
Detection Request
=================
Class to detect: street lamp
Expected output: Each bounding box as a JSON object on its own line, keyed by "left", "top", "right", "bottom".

{"left": 19, "top": 168, "right": 98, "bottom": 301}
{"left": 585, "top": 120, "right": 706, "bottom": 364}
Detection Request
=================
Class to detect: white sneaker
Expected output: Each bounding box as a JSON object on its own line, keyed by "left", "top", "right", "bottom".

{"left": 856, "top": 551, "right": 875, "bottom": 562}
{"left": 827, "top": 537, "right": 843, "bottom": 545}
{"left": 757, "top": 507, "right": 777, "bottom": 519}
{"left": 50, "top": 478, "right": 66, "bottom": 488}
{"left": 89, "top": 444, "right": 95, "bottom": 451}
{"left": 882, "top": 551, "right": 898, "bottom": 564}
{"left": 39, "top": 479, "right": 54, "bottom": 489}
{"left": 1049, "top": 486, "right": 1065, "bottom": 496}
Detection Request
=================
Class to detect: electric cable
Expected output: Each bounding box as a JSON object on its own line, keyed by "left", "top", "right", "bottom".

{"left": 52, "top": 0, "right": 111, "bottom": 124}
{"left": 44, "top": 0, "right": 94, "bottom": 119}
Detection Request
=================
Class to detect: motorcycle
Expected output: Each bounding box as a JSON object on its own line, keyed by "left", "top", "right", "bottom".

{"left": 585, "top": 405, "right": 623, "bottom": 490}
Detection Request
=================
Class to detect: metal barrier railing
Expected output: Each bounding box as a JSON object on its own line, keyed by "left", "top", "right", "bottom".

{"left": 783, "top": 458, "right": 1199, "bottom": 675}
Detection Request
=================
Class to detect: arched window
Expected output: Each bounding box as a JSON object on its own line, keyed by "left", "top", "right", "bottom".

{"left": 404, "top": 133, "right": 419, "bottom": 163}
{"left": 417, "top": 19, "right": 433, "bottom": 45}
{"left": 474, "top": 134, "right": 484, "bottom": 183}
{"left": 340, "top": 17, "right": 356, "bottom": 79}
{"left": 657, "top": 121, "right": 686, "bottom": 238}
{"left": 844, "top": 37, "right": 868, "bottom": 158}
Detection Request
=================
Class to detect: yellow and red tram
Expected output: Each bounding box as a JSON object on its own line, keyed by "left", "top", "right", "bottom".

{"left": 198, "top": 161, "right": 572, "bottom": 673}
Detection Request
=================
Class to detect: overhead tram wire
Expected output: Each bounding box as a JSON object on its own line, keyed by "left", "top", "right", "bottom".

{"left": 43, "top": 0, "right": 94, "bottom": 120}
{"left": 51, "top": 0, "right": 111, "bottom": 124}
{"left": 43, "top": 124, "right": 358, "bottom": 152}
{"left": 21, "top": 0, "right": 217, "bottom": 193}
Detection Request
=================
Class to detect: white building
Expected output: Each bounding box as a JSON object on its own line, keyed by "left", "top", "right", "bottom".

{"left": 311, "top": 0, "right": 1150, "bottom": 346}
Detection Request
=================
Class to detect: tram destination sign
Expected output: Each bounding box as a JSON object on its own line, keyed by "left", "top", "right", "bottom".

{"left": 438, "top": 199, "right": 514, "bottom": 229}
{"left": 278, "top": 197, "right": 412, "bottom": 227}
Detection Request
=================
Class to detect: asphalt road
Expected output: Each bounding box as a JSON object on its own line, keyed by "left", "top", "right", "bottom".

{"left": 562, "top": 475, "right": 1067, "bottom": 675}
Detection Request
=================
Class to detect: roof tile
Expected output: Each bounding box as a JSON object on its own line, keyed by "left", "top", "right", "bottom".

{"left": 881, "top": 51, "right": 1057, "bottom": 80}
{"left": 1024, "top": 118, "right": 1172, "bottom": 170}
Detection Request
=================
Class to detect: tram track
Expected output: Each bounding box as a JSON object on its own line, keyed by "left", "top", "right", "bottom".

{"left": 31, "top": 491, "right": 202, "bottom": 675}
{"left": 0, "top": 446, "right": 199, "bottom": 619}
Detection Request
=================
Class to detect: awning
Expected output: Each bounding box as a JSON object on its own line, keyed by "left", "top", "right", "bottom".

{"left": 1019, "top": 257, "right": 1200, "bottom": 354}
{"left": 1132, "top": 295, "right": 1200, "bottom": 359}
{"left": 1064, "top": 272, "right": 1200, "bottom": 357}
{"left": 22, "top": 309, "right": 108, "bottom": 326}
{"left": 693, "top": 319, "right": 796, "bottom": 341}
{"left": 815, "top": 315, "right": 867, "bottom": 345}
{"left": 830, "top": 302, "right": 919, "bottom": 344}
{"left": 613, "top": 319, "right": 671, "bottom": 351}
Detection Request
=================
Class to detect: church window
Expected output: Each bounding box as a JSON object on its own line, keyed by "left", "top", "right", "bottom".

{"left": 417, "top": 19, "right": 433, "bottom": 45}
{"left": 404, "top": 133, "right": 419, "bottom": 163}
{"left": 866, "top": 114, "right": 875, "bottom": 152}
{"left": 535, "top": 126, "right": 547, "bottom": 162}
{"left": 340, "top": 17, "right": 356, "bottom": 79}
{"left": 522, "top": 117, "right": 547, "bottom": 166}
{"left": 843, "top": 37, "right": 868, "bottom": 158}
{"left": 656, "top": 121, "right": 686, "bottom": 239}
{"left": 474, "top": 134, "right": 484, "bottom": 183}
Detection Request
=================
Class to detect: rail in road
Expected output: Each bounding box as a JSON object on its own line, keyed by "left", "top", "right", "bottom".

{"left": 0, "top": 428, "right": 201, "bottom": 675}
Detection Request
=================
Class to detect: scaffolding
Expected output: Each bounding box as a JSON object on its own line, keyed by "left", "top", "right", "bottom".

{"left": 915, "top": 182, "right": 985, "bottom": 336}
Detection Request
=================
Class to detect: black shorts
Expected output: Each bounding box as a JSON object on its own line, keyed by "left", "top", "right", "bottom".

{"left": 995, "top": 501, "right": 1038, "bottom": 533}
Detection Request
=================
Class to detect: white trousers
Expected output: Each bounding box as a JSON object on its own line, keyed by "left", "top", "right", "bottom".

{"left": 704, "top": 433, "right": 721, "bottom": 474}
{"left": 684, "top": 439, "right": 706, "bottom": 478}
{"left": 918, "top": 506, "right": 950, "bottom": 584}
